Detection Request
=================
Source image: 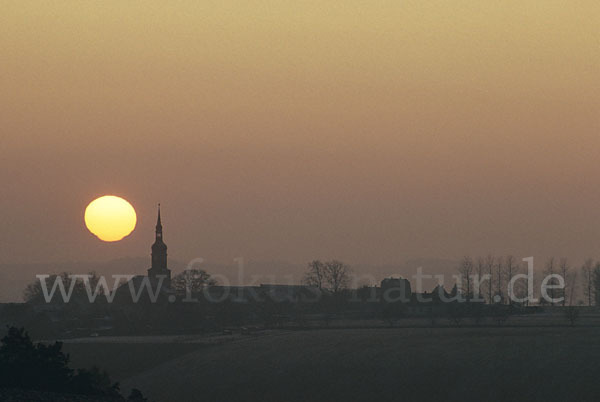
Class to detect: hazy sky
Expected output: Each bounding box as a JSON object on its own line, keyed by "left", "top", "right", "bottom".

{"left": 1, "top": 1, "right": 599, "bottom": 267}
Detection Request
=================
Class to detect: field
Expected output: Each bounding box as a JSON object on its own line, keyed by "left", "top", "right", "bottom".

{"left": 60, "top": 326, "right": 600, "bottom": 402}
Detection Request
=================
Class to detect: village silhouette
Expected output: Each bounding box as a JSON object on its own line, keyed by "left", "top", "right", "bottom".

{"left": 6, "top": 205, "right": 591, "bottom": 340}
{"left": 2, "top": 207, "right": 600, "bottom": 401}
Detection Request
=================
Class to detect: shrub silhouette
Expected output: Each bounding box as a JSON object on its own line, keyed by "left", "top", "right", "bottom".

{"left": 128, "top": 388, "right": 149, "bottom": 401}
{"left": 0, "top": 326, "right": 123, "bottom": 398}
{"left": 70, "top": 366, "right": 121, "bottom": 397}
{"left": 0, "top": 326, "right": 72, "bottom": 392}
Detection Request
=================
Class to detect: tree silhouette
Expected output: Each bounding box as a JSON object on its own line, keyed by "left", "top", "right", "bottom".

{"left": 0, "top": 327, "right": 72, "bottom": 391}
{"left": 303, "top": 260, "right": 326, "bottom": 290}
{"left": 172, "top": 268, "right": 216, "bottom": 294}
{"left": 23, "top": 271, "right": 103, "bottom": 304}
{"left": 304, "top": 260, "right": 351, "bottom": 294}
{"left": 0, "top": 326, "right": 127, "bottom": 399}
{"left": 128, "top": 388, "right": 149, "bottom": 401}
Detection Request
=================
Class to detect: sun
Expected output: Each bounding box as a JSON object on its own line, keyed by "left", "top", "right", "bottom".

{"left": 84, "top": 195, "right": 137, "bottom": 242}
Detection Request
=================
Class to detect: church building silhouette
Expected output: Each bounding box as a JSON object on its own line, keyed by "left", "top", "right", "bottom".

{"left": 147, "top": 204, "right": 171, "bottom": 285}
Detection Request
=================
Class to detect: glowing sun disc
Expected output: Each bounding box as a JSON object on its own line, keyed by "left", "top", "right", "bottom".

{"left": 84, "top": 195, "right": 137, "bottom": 242}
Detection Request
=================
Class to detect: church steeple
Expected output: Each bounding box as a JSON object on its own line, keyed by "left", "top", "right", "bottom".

{"left": 155, "top": 203, "right": 163, "bottom": 239}
{"left": 148, "top": 203, "right": 170, "bottom": 284}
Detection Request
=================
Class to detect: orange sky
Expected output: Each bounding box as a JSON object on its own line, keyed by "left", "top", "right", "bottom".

{"left": 1, "top": 1, "right": 599, "bottom": 266}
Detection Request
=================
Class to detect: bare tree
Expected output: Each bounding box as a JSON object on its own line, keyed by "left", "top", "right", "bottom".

{"left": 559, "top": 258, "right": 570, "bottom": 306}
{"left": 504, "top": 255, "right": 517, "bottom": 304}
{"left": 458, "top": 256, "right": 474, "bottom": 301}
{"left": 544, "top": 257, "right": 557, "bottom": 305}
{"left": 485, "top": 254, "right": 495, "bottom": 304}
{"left": 494, "top": 256, "right": 505, "bottom": 304}
{"left": 594, "top": 263, "right": 600, "bottom": 306}
{"left": 24, "top": 272, "right": 69, "bottom": 303}
{"left": 512, "top": 259, "right": 530, "bottom": 305}
{"left": 323, "top": 260, "right": 352, "bottom": 294}
{"left": 172, "top": 268, "right": 216, "bottom": 293}
{"left": 582, "top": 259, "right": 595, "bottom": 306}
{"left": 566, "top": 269, "right": 578, "bottom": 307}
{"left": 303, "top": 260, "right": 326, "bottom": 290}
{"left": 474, "top": 257, "right": 486, "bottom": 301}
{"left": 23, "top": 271, "right": 102, "bottom": 304}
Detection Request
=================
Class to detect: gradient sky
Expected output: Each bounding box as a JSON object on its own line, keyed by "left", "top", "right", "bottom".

{"left": 1, "top": 1, "right": 599, "bottom": 267}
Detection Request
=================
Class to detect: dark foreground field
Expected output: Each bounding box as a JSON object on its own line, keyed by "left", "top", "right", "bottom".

{"left": 64, "top": 327, "right": 600, "bottom": 402}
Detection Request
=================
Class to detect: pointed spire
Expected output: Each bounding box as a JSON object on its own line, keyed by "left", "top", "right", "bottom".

{"left": 155, "top": 203, "right": 163, "bottom": 237}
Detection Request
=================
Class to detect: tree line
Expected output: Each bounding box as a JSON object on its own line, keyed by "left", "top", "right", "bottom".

{"left": 23, "top": 257, "right": 600, "bottom": 307}
{"left": 458, "top": 255, "right": 600, "bottom": 306}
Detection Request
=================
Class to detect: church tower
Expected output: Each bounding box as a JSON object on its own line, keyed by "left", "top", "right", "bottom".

{"left": 147, "top": 204, "right": 171, "bottom": 284}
